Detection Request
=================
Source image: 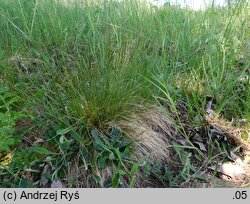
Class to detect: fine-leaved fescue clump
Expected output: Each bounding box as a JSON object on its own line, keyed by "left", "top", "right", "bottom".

{"left": 0, "top": 0, "right": 249, "bottom": 187}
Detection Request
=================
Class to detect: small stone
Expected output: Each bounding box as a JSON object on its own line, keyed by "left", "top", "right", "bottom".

{"left": 219, "top": 163, "right": 245, "bottom": 180}
{"left": 51, "top": 180, "right": 65, "bottom": 188}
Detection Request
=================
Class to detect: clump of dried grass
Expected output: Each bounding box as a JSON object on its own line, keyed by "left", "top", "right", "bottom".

{"left": 118, "top": 105, "right": 178, "bottom": 163}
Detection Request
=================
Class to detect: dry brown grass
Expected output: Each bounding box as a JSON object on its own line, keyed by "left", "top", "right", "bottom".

{"left": 118, "top": 105, "right": 178, "bottom": 163}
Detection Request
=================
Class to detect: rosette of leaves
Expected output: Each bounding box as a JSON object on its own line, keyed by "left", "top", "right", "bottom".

{"left": 91, "top": 128, "right": 142, "bottom": 187}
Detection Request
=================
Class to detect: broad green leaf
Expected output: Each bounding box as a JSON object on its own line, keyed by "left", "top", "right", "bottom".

{"left": 32, "top": 146, "right": 54, "bottom": 155}
{"left": 130, "top": 163, "right": 140, "bottom": 176}
{"left": 97, "top": 156, "right": 107, "bottom": 169}
{"left": 109, "top": 152, "right": 115, "bottom": 160}
{"left": 92, "top": 173, "right": 101, "bottom": 184}
{"left": 56, "top": 128, "right": 71, "bottom": 136}
{"left": 111, "top": 172, "right": 120, "bottom": 188}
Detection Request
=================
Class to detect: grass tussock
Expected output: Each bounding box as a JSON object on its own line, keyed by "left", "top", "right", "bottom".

{"left": 119, "top": 106, "right": 177, "bottom": 163}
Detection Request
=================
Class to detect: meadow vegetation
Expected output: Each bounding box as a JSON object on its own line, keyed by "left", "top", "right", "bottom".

{"left": 0, "top": 0, "right": 249, "bottom": 187}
